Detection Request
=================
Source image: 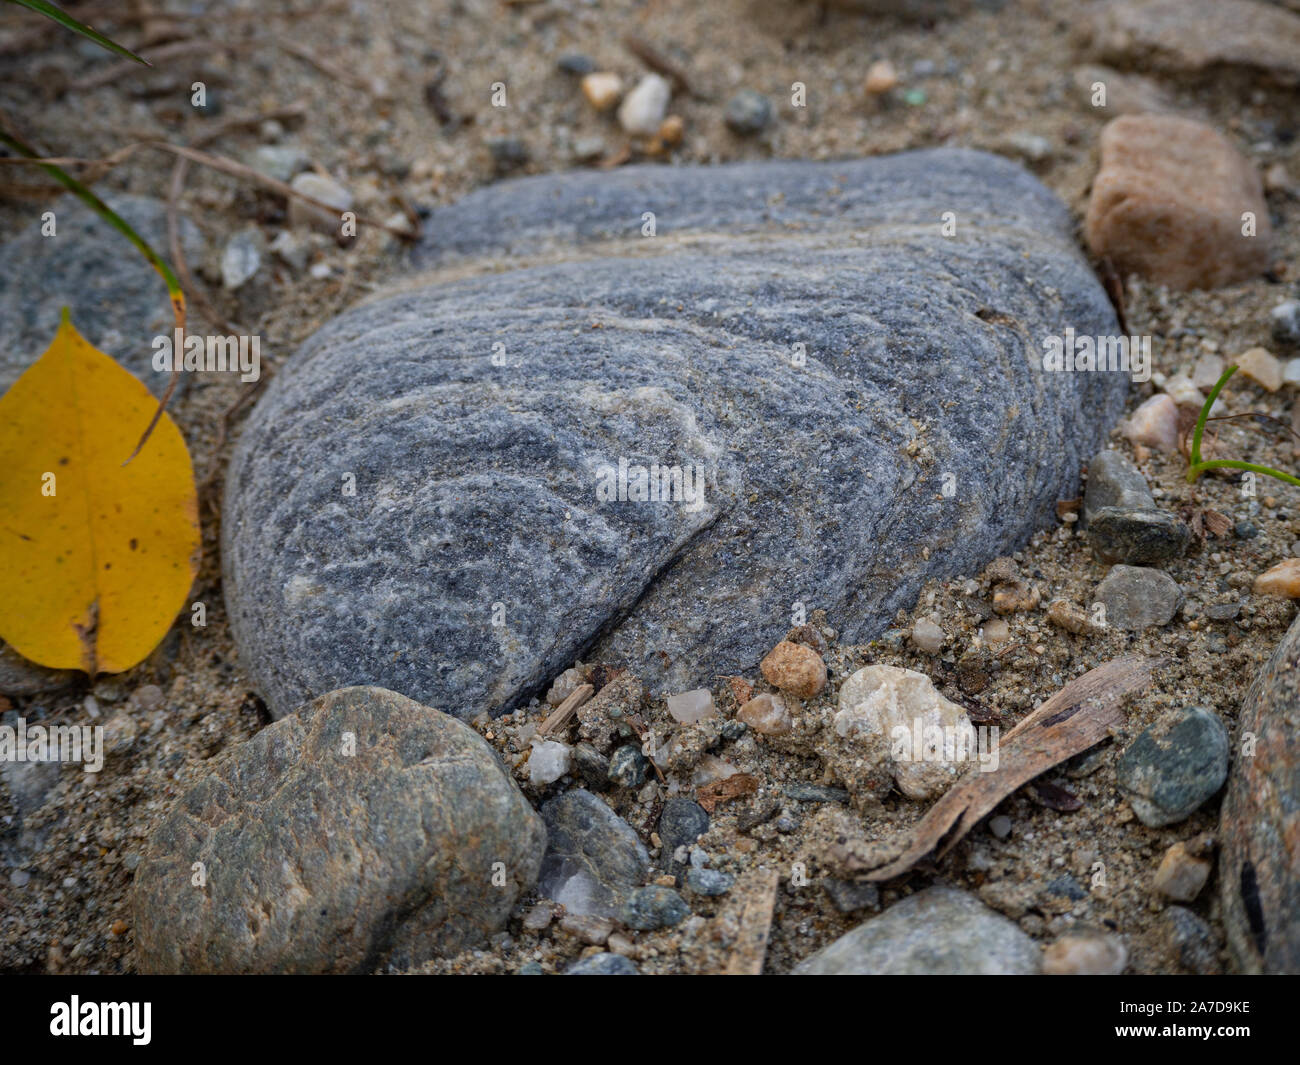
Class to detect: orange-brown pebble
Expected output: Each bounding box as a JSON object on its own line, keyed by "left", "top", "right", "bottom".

{"left": 1255, "top": 558, "right": 1300, "bottom": 598}
{"left": 736, "top": 693, "right": 793, "bottom": 736}
{"left": 759, "top": 640, "right": 826, "bottom": 699}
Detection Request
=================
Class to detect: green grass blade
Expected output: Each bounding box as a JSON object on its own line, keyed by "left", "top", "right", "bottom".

{"left": 0, "top": 128, "right": 181, "bottom": 303}
{"left": 7, "top": 0, "right": 150, "bottom": 65}
{"left": 1187, "top": 364, "right": 1238, "bottom": 480}
{"left": 1186, "top": 459, "right": 1300, "bottom": 489}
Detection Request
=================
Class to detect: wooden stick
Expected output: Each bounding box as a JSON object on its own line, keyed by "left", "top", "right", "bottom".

{"left": 860, "top": 655, "right": 1157, "bottom": 882}
{"left": 536, "top": 683, "right": 593, "bottom": 737}
{"left": 723, "top": 868, "right": 779, "bottom": 975}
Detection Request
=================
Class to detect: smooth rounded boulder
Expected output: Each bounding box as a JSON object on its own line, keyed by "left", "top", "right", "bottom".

{"left": 222, "top": 151, "right": 1128, "bottom": 720}
{"left": 132, "top": 686, "right": 545, "bottom": 973}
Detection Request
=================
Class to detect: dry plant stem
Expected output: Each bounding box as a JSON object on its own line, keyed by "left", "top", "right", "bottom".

{"left": 277, "top": 40, "right": 378, "bottom": 93}
{"left": 0, "top": 142, "right": 416, "bottom": 238}
{"left": 860, "top": 655, "right": 1157, "bottom": 882}
{"left": 536, "top": 683, "right": 594, "bottom": 737}
{"left": 722, "top": 869, "right": 779, "bottom": 975}
{"left": 70, "top": 38, "right": 214, "bottom": 91}
{"left": 166, "top": 155, "right": 229, "bottom": 333}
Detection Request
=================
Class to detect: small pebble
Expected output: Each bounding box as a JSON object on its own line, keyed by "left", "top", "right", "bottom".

{"left": 487, "top": 136, "right": 529, "bottom": 174}
{"left": 269, "top": 230, "right": 307, "bottom": 272}
{"left": 666, "top": 688, "right": 716, "bottom": 724}
{"left": 1204, "top": 601, "right": 1241, "bottom": 621}
{"left": 1084, "top": 114, "right": 1271, "bottom": 289}
{"left": 1192, "top": 353, "right": 1226, "bottom": 391}
{"left": 221, "top": 227, "right": 264, "bottom": 291}
{"left": 528, "top": 739, "right": 571, "bottom": 785}
{"left": 736, "top": 693, "right": 793, "bottom": 736}
{"left": 989, "top": 815, "right": 1012, "bottom": 839}
{"left": 1116, "top": 706, "right": 1229, "bottom": 827}
{"left": 1161, "top": 372, "right": 1203, "bottom": 408}
{"left": 981, "top": 618, "right": 1011, "bottom": 646}
{"left": 910, "top": 616, "right": 945, "bottom": 653}
{"left": 759, "top": 640, "right": 827, "bottom": 698}
{"left": 288, "top": 172, "right": 353, "bottom": 233}
{"left": 864, "top": 59, "right": 898, "bottom": 96}
{"left": 1042, "top": 930, "right": 1128, "bottom": 975}
{"left": 618, "top": 74, "right": 671, "bottom": 135}
{"left": 821, "top": 878, "right": 880, "bottom": 913}
{"left": 1047, "top": 598, "right": 1105, "bottom": 635}
{"left": 1096, "top": 565, "right": 1183, "bottom": 630}
{"left": 1271, "top": 299, "right": 1300, "bottom": 348}
{"left": 1153, "top": 841, "right": 1212, "bottom": 902}
{"left": 621, "top": 885, "right": 689, "bottom": 930}
{"left": 724, "top": 90, "right": 774, "bottom": 136}
{"left": 565, "top": 952, "right": 639, "bottom": 975}
{"left": 557, "top": 54, "right": 595, "bottom": 76}
{"left": 522, "top": 901, "right": 556, "bottom": 931}
{"left": 580, "top": 71, "right": 623, "bottom": 112}
{"left": 658, "top": 115, "right": 685, "bottom": 146}
{"left": 1236, "top": 347, "right": 1282, "bottom": 391}
{"left": 606, "top": 744, "right": 649, "bottom": 788}
{"left": 1255, "top": 558, "right": 1300, "bottom": 598}
{"left": 559, "top": 912, "right": 614, "bottom": 945}
{"left": 249, "top": 144, "right": 309, "bottom": 183}
{"left": 992, "top": 580, "right": 1039, "bottom": 614}
{"left": 546, "top": 668, "right": 584, "bottom": 706}
{"left": 684, "top": 867, "right": 733, "bottom": 896}
{"left": 1122, "top": 394, "right": 1180, "bottom": 453}
{"left": 573, "top": 742, "right": 609, "bottom": 789}
{"left": 572, "top": 136, "right": 606, "bottom": 163}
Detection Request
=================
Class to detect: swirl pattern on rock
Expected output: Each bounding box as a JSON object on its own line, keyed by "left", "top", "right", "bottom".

{"left": 1219, "top": 614, "right": 1300, "bottom": 974}
{"left": 223, "top": 151, "right": 1127, "bottom": 720}
{"left": 131, "top": 686, "right": 545, "bottom": 973}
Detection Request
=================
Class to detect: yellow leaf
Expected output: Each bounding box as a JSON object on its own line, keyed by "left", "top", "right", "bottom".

{"left": 0, "top": 313, "right": 200, "bottom": 674}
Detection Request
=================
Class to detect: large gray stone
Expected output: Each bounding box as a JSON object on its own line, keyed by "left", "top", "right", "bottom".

{"left": 793, "top": 885, "right": 1041, "bottom": 974}
{"left": 0, "top": 195, "right": 203, "bottom": 398}
{"left": 223, "top": 151, "right": 1127, "bottom": 720}
{"left": 131, "top": 686, "right": 545, "bottom": 973}
{"left": 1220, "top": 614, "right": 1300, "bottom": 973}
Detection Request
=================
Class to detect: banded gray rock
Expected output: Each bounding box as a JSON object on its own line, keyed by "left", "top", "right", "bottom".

{"left": 222, "top": 151, "right": 1127, "bottom": 720}
{"left": 1220, "top": 615, "right": 1300, "bottom": 973}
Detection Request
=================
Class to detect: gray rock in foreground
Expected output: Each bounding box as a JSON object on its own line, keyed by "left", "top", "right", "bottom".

{"left": 1220, "top": 614, "right": 1300, "bottom": 973}
{"left": 223, "top": 151, "right": 1126, "bottom": 720}
{"left": 793, "top": 885, "right": 1041, "bottom": 974}
{"left": 131, "top": 686, "right": 545, "bottom": 973}
{"left": 0, "top": 195, "right": 203, "bottom": 398}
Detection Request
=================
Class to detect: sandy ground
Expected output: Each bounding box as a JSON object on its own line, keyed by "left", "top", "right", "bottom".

{"left": 0, "top": 0, "right": 1297, "bottom": 973}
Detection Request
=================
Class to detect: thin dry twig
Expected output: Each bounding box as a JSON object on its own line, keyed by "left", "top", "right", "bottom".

{"left": 536, "top": 683, "right": 594, "bottom": 737}
{"left": 277, "top": 40, "right": 383, "bottom": 95}
{"left": 623, "top": 34, "right": 706, "bottom": 99}
{"left": 722, "top": 868, "right": 779, "bottom": 975}
{"left": 71, "top": 39, "right": 222, "bottom": 92}
{"left": 1, "top": 141, "right": 416, "bottom": 238}
{"left": 859, "top": 655, "right": 1157, "bottom": 882}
